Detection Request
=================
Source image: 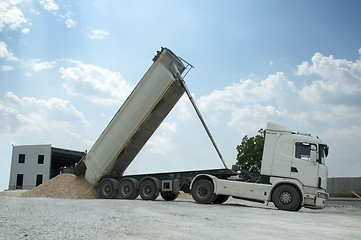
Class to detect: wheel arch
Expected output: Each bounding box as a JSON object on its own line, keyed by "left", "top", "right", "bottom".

{"left": 190, "top": 174, "right": 218, "bottom": 193}
{"left": 270, "top": 179, "right": 304, "bottom": 206}
{"left": 119, "top": 177, "right": 139, "bottom": 188}
{"left": 139, "top": 176, "right": 161, "bottom": 190}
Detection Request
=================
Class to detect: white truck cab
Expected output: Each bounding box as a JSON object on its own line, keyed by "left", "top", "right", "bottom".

{"left": 190, "top": 122, "right": 329, "bottom": 211}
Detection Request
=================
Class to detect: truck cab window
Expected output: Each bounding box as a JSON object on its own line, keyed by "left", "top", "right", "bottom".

{"left": 319, "top": 144, "right": 328, "bottom": 165}
{"left": 295, "top": 142, "right": 312, "bottom": 161}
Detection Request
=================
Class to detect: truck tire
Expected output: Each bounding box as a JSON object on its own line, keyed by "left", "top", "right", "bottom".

{"left": 161, "top": 191, "right": 179, "bottom": 201}
{"left": 212, "top": 195, "right": 229, "bottom": 204}
{"left": 139, "top": 179, "right": 160, "bottom": 201}
{"left": 98, "top": 178, "right": 118, "bottom": 199}
{"left": 118, "top": 178, "right": 139, "bottom": 199}
{"left": 191, "top": 179, "right": 215, "bottom": 204}
{"left": 272, "top": 184, "right": 301, "bottom": 211}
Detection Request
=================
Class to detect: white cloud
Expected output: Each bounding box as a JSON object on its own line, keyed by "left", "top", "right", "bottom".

{"left": 39, "top": 0, "right": 59, "bottom": 12}
{"left": 297, "top": 52, "right": 361, "bottom": 106}
{"left": 40, "top": 1, "right": 77, "bottom": 28}
{"left": 1, "top": 65, "right": 14, "bottom": 71}
{"left": 197, "top": 49, "right": 361, "bottom": 138}
{"left": 0, "top": 91, "right": 88, "bottom": 133}
{"left": 145, "top": 122, "right": 177, "bottom": 154}
{"left": 0, "top": 0, "right": 27, "bottom": 32}
{"left": 88, "top": 29, "right": 110, "bottom": 40}
{"left": 198, "top": 72, "right": 295, "bottom": 125}
{"left": 61, "top": 12, "right": 77, "bottom": 28}
{"left": 29, "top": 8, "right": 40, "bottom": 15}
{"left": 21, "top": 28, "right": 30, "bottom": 34}
{"left": 27, "top": 59, "right": 56, "bottom": 72}
{"left": 324, "top": 126, "right": 361, "bottom": 140}
{"left": 0, "top": 41, "right": 19, "bottom": 61}
{"left": 59, "top": 60, "right": 133, "bottom": 105}
{"left": 173, "top": 94, "right": 194, "bottom": 122}
{"left": 64, "top": 18, "right": 77, "bottom": 28}
{"left": 227, "top": 104, "right": 287, "bottom": 130}
{"left": 65, "top": 130, "right": 93, "bottom": 149}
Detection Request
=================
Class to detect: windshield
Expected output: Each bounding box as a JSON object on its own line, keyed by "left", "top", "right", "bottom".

{"left": 319, "top": 144, "right": 329, "bottom": 165}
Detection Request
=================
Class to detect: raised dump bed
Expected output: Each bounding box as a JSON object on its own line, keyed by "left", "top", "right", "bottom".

{"left": 75, "top": 48, "right": 187, "bottom": 185}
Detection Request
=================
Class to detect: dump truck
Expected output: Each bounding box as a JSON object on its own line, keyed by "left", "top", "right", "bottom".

{"left": 75, "top": 47, "right": 329, "bottom": 211}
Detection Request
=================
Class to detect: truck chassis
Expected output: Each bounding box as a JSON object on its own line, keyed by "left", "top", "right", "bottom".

{"left": 97, "top": 167, "right": 327, "bottom": 212}
{"left": 97, "top": 168, "right": 236, "bottom": 201}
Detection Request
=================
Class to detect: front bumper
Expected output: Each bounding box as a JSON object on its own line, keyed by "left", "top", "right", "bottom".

{"left": 303, "top": 190, "right": 329, "bottom": 209}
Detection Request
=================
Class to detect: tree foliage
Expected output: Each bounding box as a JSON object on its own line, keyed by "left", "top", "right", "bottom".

{"left": 236, "top": 129, "right": 265, "bottom": 180}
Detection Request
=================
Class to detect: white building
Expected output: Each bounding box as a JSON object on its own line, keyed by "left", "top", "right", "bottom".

{"left": 8, "top": 144, "right": 85, "bottom": 190}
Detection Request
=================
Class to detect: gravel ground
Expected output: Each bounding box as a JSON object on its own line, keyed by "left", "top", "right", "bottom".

{"left": 1, "top": 192, "right": 360, "bottom": 240}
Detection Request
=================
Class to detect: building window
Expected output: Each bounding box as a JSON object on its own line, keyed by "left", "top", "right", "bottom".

{"left": 18, "top": 154, "right": 25, "bottom": 163}
{"left": 16, "top": 174, "right": 23, "bottom": 189}
{"left": 36, "top": 175, "right": 43, "bottom": 186}
{"left": 38, "top": 155, "right": 45, "bottom": 164}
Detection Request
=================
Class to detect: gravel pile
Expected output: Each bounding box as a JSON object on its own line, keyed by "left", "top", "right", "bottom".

{"left": 21, "top": 174, "right": 96, "bottom": 199}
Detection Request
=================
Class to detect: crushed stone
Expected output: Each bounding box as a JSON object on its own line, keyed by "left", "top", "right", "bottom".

{"left": 21, "top": 174, "right": 96, "bottom": 199}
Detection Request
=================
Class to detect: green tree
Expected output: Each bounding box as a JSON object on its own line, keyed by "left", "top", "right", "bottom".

{"left": 236, "top": 128, "right": 265, "bottom": 181}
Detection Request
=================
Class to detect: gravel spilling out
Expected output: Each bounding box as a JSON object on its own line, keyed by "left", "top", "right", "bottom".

{"left": 21, "top": 174, "right": 96, "bottom": 199}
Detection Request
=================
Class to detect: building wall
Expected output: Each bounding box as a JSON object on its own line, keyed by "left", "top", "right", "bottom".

{"left": 8, "top": 145, "right": 52, "bottom": 190}
{"left": 327, "top": 177, "right": 361, "bottom": 197}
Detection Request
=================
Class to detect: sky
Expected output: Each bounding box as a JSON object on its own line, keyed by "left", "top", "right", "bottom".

{"left": 1, "top": 0, "right": 361, "bottom": 191}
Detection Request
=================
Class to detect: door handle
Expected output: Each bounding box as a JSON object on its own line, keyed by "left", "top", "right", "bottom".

{"left": 291, "top": 167, "right": 298, "bottom": 173}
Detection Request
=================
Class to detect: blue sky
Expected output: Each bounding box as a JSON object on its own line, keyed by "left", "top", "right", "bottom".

{"left": 1, "top": 0, "right": 361, "bottom": 191}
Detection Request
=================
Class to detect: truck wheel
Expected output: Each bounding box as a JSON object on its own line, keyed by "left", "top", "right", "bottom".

{"left": 161, "top": 191, "right": 179, "bottom": 201}
{"left": 118, "top": 178, "right": 139, "bottom": 199}
{"left": 212, "top": 195, "right": 229, "bottom": 204}
{"left": 98, "top": 178, "right": 118, "bottom": 199}
{"left": 139, "top": 179, "right": 160, "bottom": 200}
{"left": 272, "top": 185, "right": 301, "bottom": 211}
{"left": 191, "top": 179, "right": 215, "bottom": 204}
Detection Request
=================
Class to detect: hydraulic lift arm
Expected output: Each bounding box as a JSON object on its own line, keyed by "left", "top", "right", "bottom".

{"left": 170, "top": 62, "right": 228, "bottom": 169}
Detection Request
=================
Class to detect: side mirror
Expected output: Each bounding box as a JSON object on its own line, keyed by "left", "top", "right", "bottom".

{"left": 310, "top": 145, "right": 317, "bottom": 164}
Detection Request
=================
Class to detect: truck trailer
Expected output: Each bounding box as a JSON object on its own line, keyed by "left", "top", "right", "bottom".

{"left": 75, "top": 48, "right": 329, "bottom": 211}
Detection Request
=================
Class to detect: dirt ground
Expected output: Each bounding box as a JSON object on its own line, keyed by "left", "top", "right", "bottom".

{"left": 1, "top": 191, "right": 360, "bottom": 240}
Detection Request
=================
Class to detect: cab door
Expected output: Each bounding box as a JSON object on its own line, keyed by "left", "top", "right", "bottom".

{"left": 290, "top": 142, "right": 318, "bottom": 188}
{"left": 317, "top": 163, "right": 328, "bottom": 190}
{"left": 317, "top": 145, "right": 328, "bottom": 190}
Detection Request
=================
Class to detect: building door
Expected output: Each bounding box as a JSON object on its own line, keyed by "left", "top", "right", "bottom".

{"left": 36, "top": 175, "right": 43, "bottom": 186}
{"left": 16, "top": 174, "right": 23, "bottom": 189}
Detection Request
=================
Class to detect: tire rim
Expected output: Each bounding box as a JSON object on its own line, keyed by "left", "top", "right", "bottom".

{"left": 145, "top": 184, "right": 152, "bottom": 195}
{"left": 123, "top": 185, "right": 130, "bottom": 194}
{"left": 104, "top": 184, "right": 111, "bottom": 194}
{"left": 280, "top": 191, "right": 292, "bottom": 204}
{"left": 198, "top": 186, "right": 208, "bottom": 197}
